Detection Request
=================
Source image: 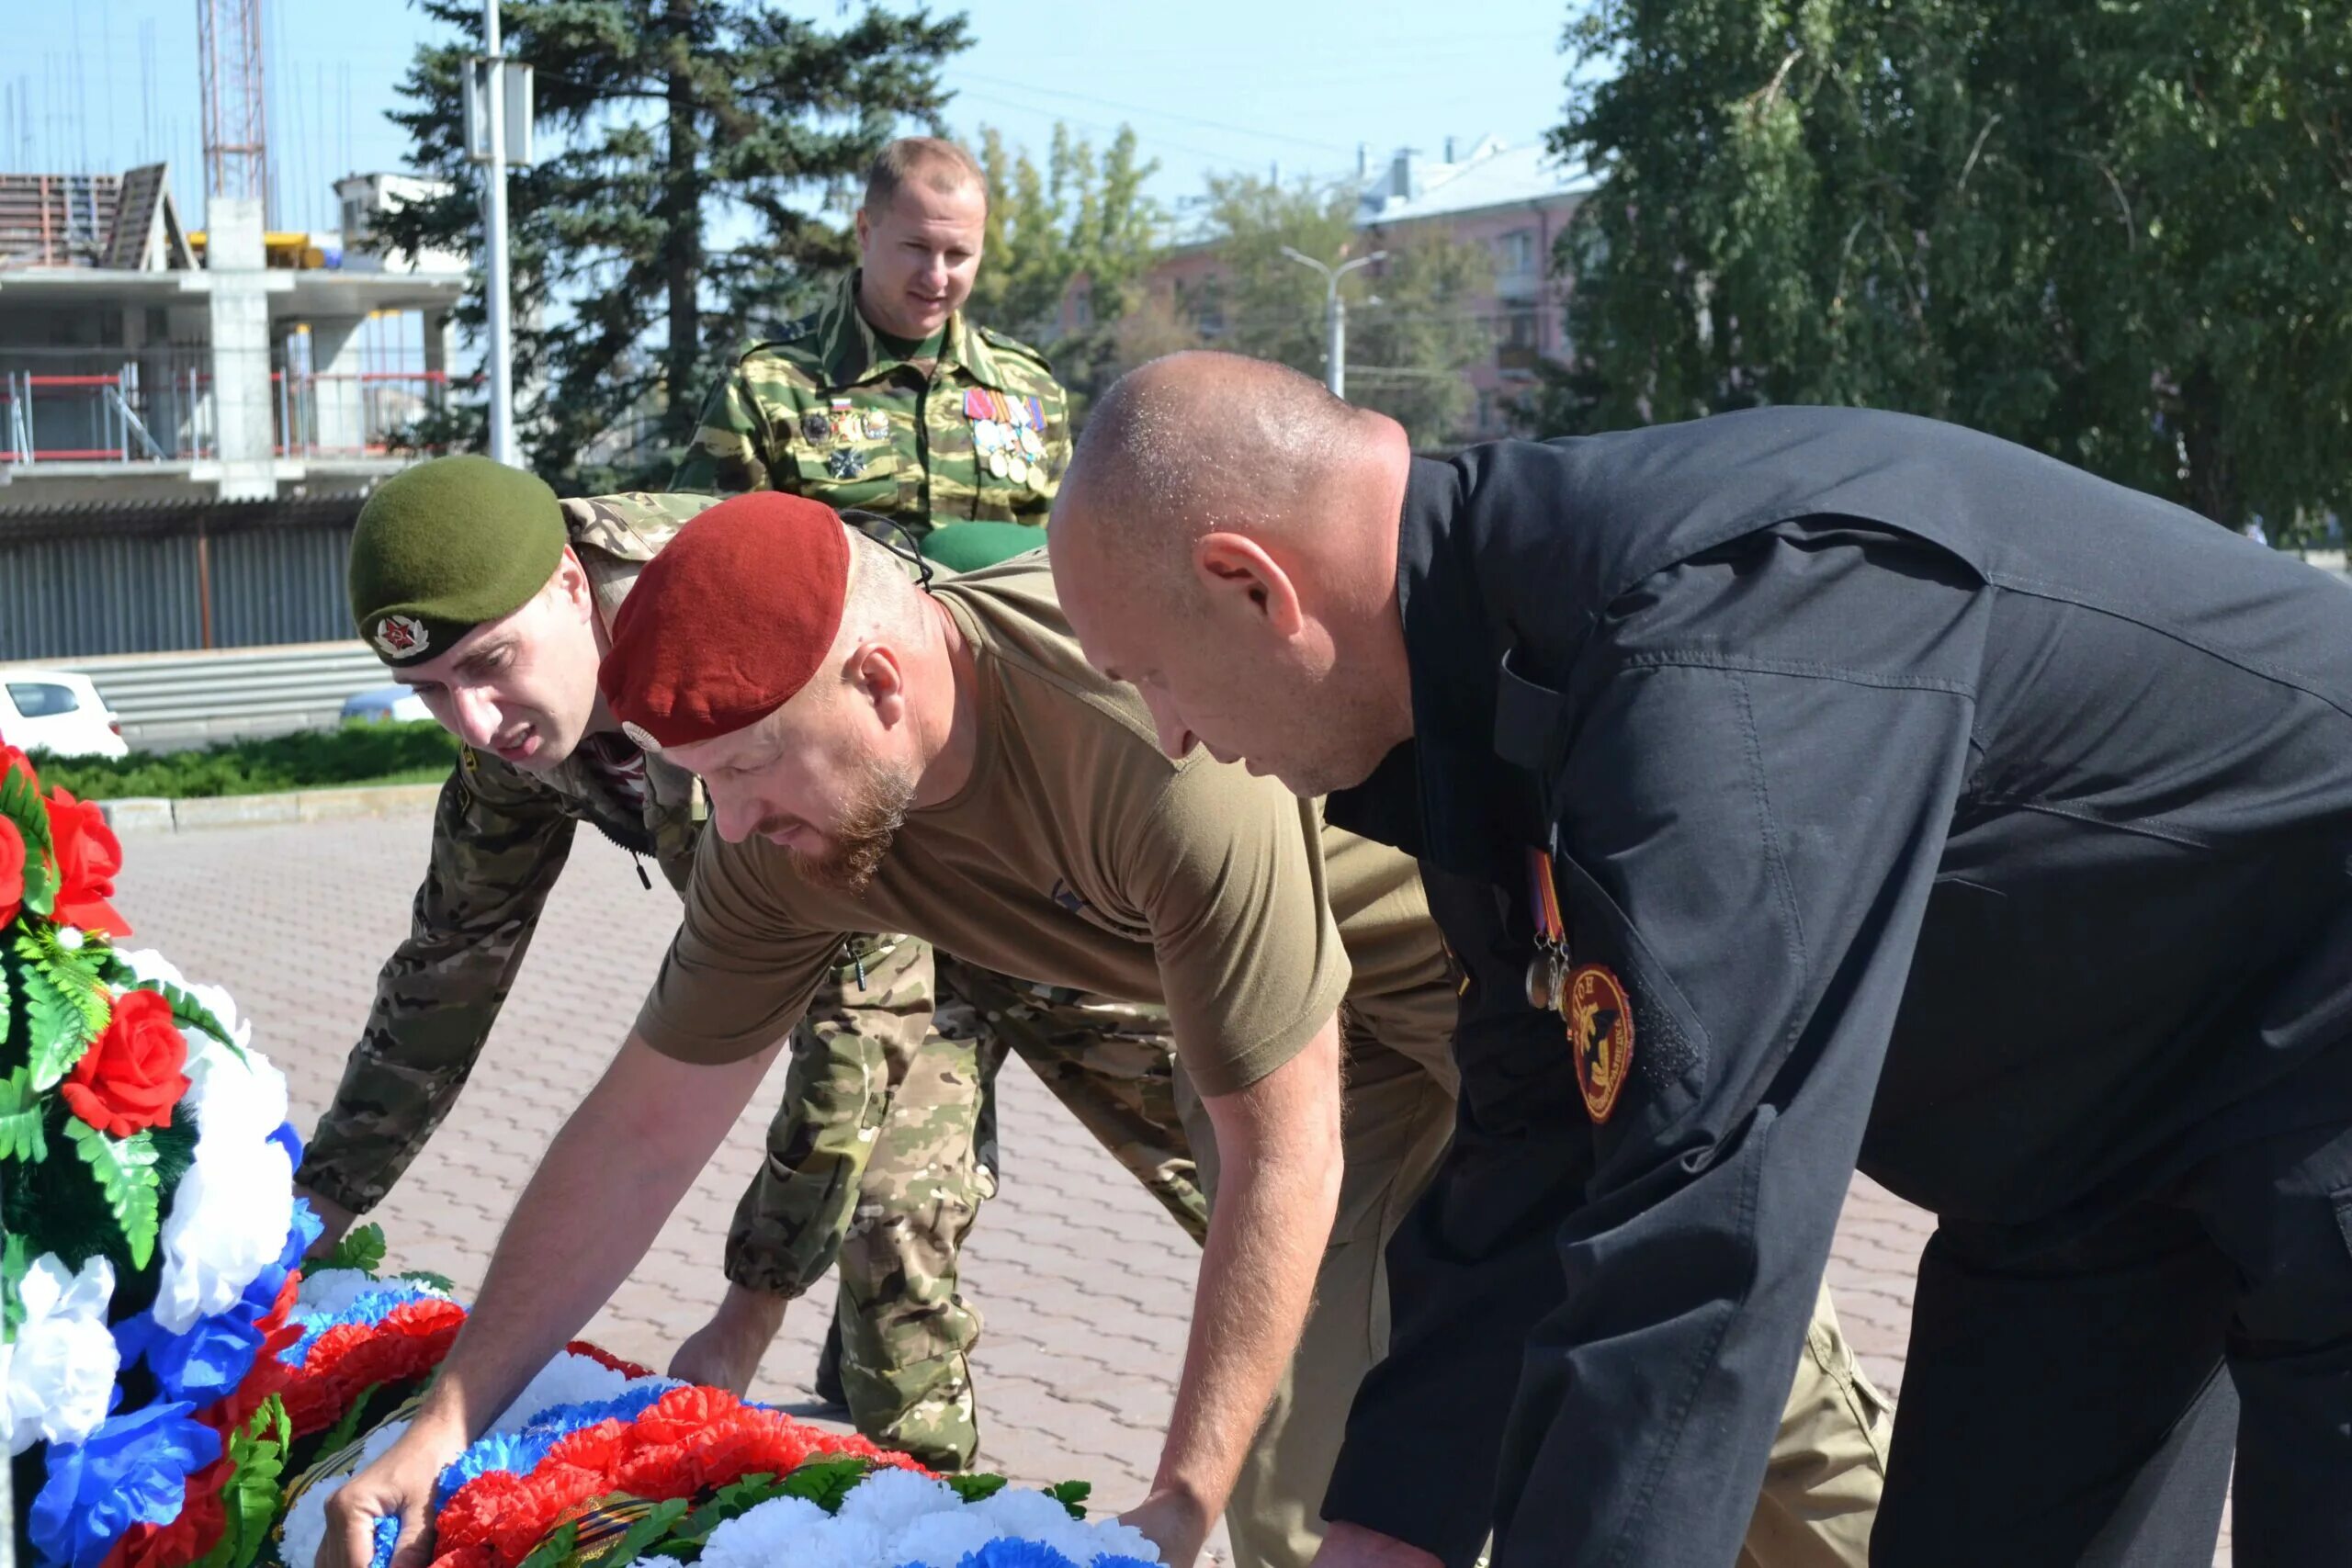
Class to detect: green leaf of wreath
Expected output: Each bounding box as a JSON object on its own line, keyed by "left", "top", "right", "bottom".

{"left": 0, "top": 1066, "right": 46, "bottom": 1163}
{"left": 65, "top": 1118, "right": 161, "bottom": 1269}
{"left": 19, "top": 931, "right": 104, "bottom": 1091}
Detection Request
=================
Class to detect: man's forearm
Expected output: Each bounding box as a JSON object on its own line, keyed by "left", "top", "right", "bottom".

{"left": 1154, "top": 1024, "right": 1345, "bottom": 1516}
{"left": 409, "top": 1036, "right": 779, "bottom": 1441}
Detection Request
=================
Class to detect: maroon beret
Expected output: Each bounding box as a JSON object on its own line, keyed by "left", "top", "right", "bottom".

{"left": 598, "top": 491, "right": 852, "bottom": 749}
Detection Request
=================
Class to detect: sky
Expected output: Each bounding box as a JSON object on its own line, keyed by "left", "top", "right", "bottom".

{"left": 0, "top": 0, "right": 1584, "bottom": 233}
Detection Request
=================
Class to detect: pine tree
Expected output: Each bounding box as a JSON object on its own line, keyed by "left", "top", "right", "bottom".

{"left": 377, "top": 1, "right": 969, "bottom": 491}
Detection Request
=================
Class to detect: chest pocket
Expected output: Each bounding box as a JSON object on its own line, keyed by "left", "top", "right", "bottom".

{"left": 789, "top": 441, "right": 903, "bottom": 513}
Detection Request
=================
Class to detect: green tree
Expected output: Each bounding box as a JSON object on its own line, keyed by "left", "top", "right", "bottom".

{"left": 377, "top": 0, "right": 968, "bottom": 491}
{"left": 1533, "top": 0, "right": 2352, "bottom": 538}
{"left": 1191, "top": 175, "right": 1493, "bottom": 447}
{"left": 965, "top": 123, "right": 1175, "bottom": 410}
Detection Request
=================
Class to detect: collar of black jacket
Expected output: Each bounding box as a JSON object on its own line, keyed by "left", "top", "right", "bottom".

{"left": 1326, "top": 452, "right": 1550, "bottom": 888}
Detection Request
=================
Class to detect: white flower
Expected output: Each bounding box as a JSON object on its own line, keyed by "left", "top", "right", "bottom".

{"left": 279, "top": 1416, "right": 411, "bottom": 1568}
{"left": 698, "top": 1495, "right": 831, "bottom": 1568}
{"left": 153, "top": 1131, "right": 295, "bottom": 1332}
{"left": 116, "top": 949, "right": 254, "bottom": 1064}
{"left": 1069, "top": 1517, "right": 1164, "bottom": 1564}
{"left": 295, "top": 1268, "right": 404, "bottom": 1317}
{"left": 180, "top": 1025, "right": 288, "bottom": 1151}
{"left": 838, "top": 1468, "right": 962, "bottom": 1534}
{"left": 2, "top": 1253, "right": 119, "bottom": 1455}
{"left": 114, "top": 948, "right": 184, "bottom": 989}
{"left": 489, "top": 1351, "right": 633, "bottom": 1434}
{"left": 967, "top": 1488, "right": 1086, "bottom": 1540}
{"left": 887, "top": 1508, "right": 1002, "bottom": 1568}
{"left": 54, "top": 927, "right": 84, "bottom": 951}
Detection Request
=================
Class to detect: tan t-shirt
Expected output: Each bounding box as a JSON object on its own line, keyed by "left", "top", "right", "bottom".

{"left": 634, "top": 558, "right": 1449, "bottom": 1096}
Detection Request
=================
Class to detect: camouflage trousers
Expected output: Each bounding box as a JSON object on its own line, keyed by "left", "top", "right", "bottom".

{"left": 724, "top": 940, "right": 1202, "bottom": 1472}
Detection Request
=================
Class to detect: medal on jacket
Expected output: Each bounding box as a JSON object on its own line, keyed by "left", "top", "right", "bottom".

{"left": 1526, "top": 848, "right": 1569, "bottom": 1012}
{"left": 1530, "top": 847, "right": 1638, "bottom": 1122}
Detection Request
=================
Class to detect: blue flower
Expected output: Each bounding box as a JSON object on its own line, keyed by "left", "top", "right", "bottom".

{"left": 366, "top": 1514, "right": 401, "bottom": 1568}
{"left": 28, "top": 1401, "right": 223, "bottom": 1568}
{"left": 431, "top": 1429, "right": 558, "bottom": 1514}
{"left": 956, "top": 1543, "right": 1082, "bottom": 1568}
{"left": 113, "top": 1200, "right": 322, "bottom": 1404}
{"left": 280, "top": 1280, "right": 444, "bottom": 1368}
{"left": 430, "top": 1384, "right": 678, "bottom": 1514}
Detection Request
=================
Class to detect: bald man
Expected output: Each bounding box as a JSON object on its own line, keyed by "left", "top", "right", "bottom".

{"left": 1048, "top": 351, "right": 2352, "bottom": 1568}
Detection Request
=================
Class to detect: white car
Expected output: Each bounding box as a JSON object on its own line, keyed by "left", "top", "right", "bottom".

{"left": 0, "top": 670, "right": 130, "bottom": 760}
{"left": 340, "top": 684, "right": 434, "bottom": 724}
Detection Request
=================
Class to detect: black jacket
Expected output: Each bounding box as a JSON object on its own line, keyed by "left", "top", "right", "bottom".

{"left": 1321, "top": 408, "right": 2352, "bottom": 1566}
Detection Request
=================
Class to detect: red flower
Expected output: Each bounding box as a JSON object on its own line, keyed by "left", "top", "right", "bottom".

{"left": 283, "top": 1297, "right": 468, "bottom": 1436}
{"left": 201, "top": 1271, "right": 301, "bottom": 1434}
{"left": 0, "top": 813, "right": 23, "bottom": 931}
{"left": 46, "top": 787, "right": 130, "bottom": 936}
{"left": 61, "top": 987, "right": 189, "bottom": 1139}
{"left": 563, "top": 1341, "right": 654, "bottom": 1380}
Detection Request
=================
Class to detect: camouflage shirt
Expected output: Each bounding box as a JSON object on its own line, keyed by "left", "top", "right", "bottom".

{"left": 329, "top": 491, "right": 723, "bottom": 1099}
{"left": 670, "top": 270, "right": 1070, "bottom": 539}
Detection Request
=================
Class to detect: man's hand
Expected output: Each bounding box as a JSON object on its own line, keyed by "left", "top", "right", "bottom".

{"left": 299, "top": 1188, "right": 360, "bottom": 1259}
{"left": 1120, "top": 1485, "right": 1213, "bottom": 1568}
{"left": 1309, "top": 1522, "right": 1445, "bottom": 1568}
{"left": 320, "top": 1412, "right": 466, "bottom": 1568}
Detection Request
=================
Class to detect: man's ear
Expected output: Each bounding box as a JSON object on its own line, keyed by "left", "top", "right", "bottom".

{"left": 854, "top": 206, "right": 872, "bottom": 253}
{"left": 554, "top": 546, "right": 594, "bottom": 615}
{"left": 1195, "top": 532, "right": 1306, "bottom": 637}
{"left": 849, "top": 639, "right": 909, "bottom": 727}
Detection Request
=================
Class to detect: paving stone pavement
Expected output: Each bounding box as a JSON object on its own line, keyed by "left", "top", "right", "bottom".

{"left": 111, "top": 807, "right": 2228, "bottom": 1565}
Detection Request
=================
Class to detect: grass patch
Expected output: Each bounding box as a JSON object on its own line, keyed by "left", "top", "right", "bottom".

{"left": 34, "top": 721, "right": 461, "bottom": 801}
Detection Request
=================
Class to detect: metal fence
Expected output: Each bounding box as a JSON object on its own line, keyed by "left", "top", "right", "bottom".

{"left": 0, "top": 494, "right": 361, "bottom": 660}
{"left": 0, "top": 349, "right": 451, "bottom": 466}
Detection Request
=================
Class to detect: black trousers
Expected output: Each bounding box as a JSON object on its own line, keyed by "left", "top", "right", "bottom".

{"left": 1873, "top": 1099, "right": 2352, "bottom": 1566}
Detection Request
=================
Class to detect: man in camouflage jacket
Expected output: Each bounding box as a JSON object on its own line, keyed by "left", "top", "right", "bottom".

{"left": 303, "top": 463, "right": 1199, "bottom": 1470}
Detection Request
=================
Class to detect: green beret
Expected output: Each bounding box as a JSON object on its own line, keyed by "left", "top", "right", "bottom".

{"left": 348, "top": 456, "right": 567, "bottom": 665}
{"left": 920, "top": 521, "right": 1045, "bottom": 573}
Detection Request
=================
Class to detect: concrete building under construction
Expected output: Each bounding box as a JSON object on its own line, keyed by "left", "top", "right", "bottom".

{"left": 0, "top": 164, "right": 465, "bottom": 508}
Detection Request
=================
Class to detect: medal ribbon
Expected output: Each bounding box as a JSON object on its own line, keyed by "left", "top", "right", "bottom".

{"left": 1528, "top": 849, "right": 1565, "bottom": 949}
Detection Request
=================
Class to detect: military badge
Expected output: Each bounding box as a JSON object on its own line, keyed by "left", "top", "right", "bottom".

{"left": 1566, "top": 964, "right": 1634, "bottom": 1123}
{"left": 373, "top": 614, "right": 429, "bottom": 659}
{"left": 826, "top": 446, "right": 868, "bottom": 479}
{"left": 800, "top": 412, "right": 832, "bottom": 443}
{"left": 619, "top": 720, "right": 663, "bottom": 754}
{"left": 865, "top": 410, "right": 890, "bottom": 441}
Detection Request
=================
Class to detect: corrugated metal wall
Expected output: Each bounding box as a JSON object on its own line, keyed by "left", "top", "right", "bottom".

{"left": 207, "top": 525, "right": 354, "bottom": 649}
{"left": 0, "top": 496, "right": 359, "bottom": 660}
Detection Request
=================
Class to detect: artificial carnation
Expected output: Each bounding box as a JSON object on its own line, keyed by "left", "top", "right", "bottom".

{"left": 152, "top": 1128, "right": 296, "bottom": 1334}
{"left": 3, "top": 1252, "right": 120, "bottom": 1456}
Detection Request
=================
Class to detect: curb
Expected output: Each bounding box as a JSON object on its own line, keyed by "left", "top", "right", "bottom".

{"left": 97, "top": 782, "right": 443, "bottom": 834}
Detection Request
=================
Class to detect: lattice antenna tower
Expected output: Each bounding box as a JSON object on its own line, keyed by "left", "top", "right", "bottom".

{"left": 197, "top": 0, "right": 268, "bottom": 219}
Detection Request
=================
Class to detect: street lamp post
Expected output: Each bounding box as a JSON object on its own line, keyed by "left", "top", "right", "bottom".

{"left": 481, "top": 0, "right": 515, "bottom": 467}
{"left": 1281, "top": 244, "right": 1386, "bottom": 400}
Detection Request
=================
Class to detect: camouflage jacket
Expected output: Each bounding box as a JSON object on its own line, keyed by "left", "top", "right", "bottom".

{"left": 342, "top": 491, "right": 723, "bottom": 1070}
{"left": 670, "top": 270, "right": 1070, "bottom": 539}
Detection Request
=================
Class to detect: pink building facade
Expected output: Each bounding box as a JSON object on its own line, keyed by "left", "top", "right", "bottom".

{"left": 1144, "top": 137, "right": 1594, "bottom": 441}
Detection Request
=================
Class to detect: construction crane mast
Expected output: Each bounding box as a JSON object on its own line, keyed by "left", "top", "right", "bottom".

{"left": 197, "top": 0, "right": 268, "bottom": 220}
